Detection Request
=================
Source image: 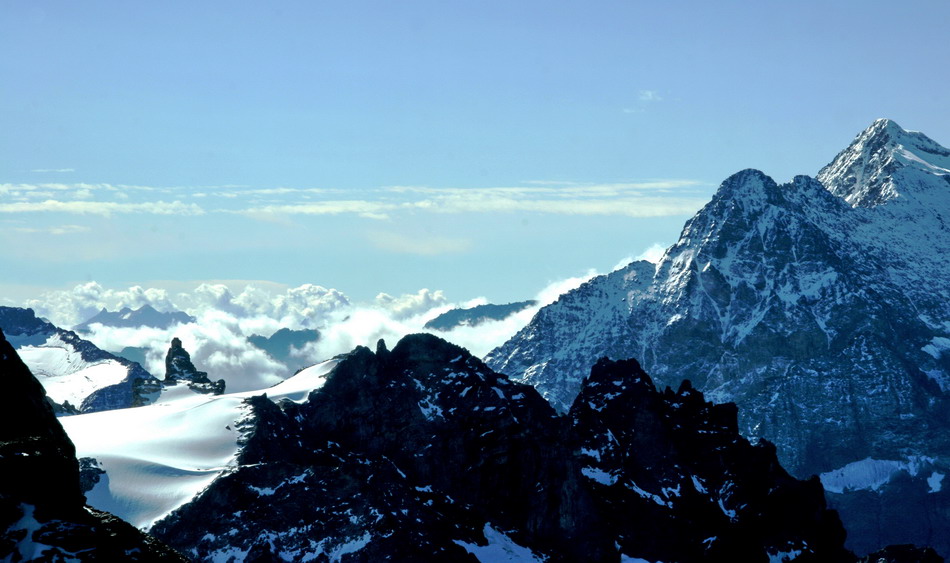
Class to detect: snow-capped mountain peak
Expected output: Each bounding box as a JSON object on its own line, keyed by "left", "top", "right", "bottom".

{"left": 487, "top": 119, "right": 950, "bottom": 555}
{"left": 818, "top": 118, "right": 950, "bottom": 207}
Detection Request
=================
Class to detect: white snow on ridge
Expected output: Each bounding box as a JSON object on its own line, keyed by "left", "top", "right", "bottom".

{"left": 256, "top": 359, "right": 338, "bottom": 403}
{"left": 922, "top": 337, "right": 950, "bottom": 360}
{"left": 453, "top": 524, "right": 546, "bottom": 562}
{"left": 64, "top": 395, "right": 249, "bottom": 529}
{"left": 582, "top": 466, "right": 618, "bottom": 486}
{"left": 928, "top": 471, "right": 945, "bottom": 493}
{"left": 819, "top": 457, "right": 935, "bottom": 494}
{"left": 61, "top": 358, "right": 341, "bottom": 530}
{"left": 17, "top": 335, "right": 129, "bottom": 407}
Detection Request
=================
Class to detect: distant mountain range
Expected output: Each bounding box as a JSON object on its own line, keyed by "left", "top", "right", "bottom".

{"left": 247, "top": 327, "right": 320, "bottom": 372}
{"left": 487, "top": 119, "right": 950, "bottom": 556}
{"left": 74, "top": 304, "right": 195, "bottom": 332}
{"left": 423, "top": 300, "right": 537, "bottom": 331}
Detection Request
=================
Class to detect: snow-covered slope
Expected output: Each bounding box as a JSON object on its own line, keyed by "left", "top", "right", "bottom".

{"left": 486, "top": 120, "right": 950, "bottom": 556}
{"left": 60, "top": 359, "right": 338, "bottom": 529}
{"left": 818, "top": 118, "right": 950, "bottom": 326}
{"left": 18, "top": 333, "right": 134, "bottom": 408}
{"left": 0, "top": 306, "right": 163, "bottom": 413}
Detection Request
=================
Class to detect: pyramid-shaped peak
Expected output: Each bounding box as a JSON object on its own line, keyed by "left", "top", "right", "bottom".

{"left": 867, "top": 117, "right": 905, "bottom": 135}
{"left": 818, "top": 119, "right": 950, "bottom": 207}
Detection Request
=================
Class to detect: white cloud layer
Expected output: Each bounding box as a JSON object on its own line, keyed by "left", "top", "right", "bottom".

{"left": 0, "top": 200, "right": 203, "bottom": 216}
{"left": 1, "top": 180, "right": 709, "bottom": 220}
{"left": 23, "top": 270, "right": 604, "bottom": 391}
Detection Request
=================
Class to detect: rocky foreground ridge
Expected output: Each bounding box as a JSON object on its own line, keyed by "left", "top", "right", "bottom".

{"left": 0, "top": 327, "right": 185, "bottom": 561}
{"left": 2, "top": 329, "right": 941, "bottom": 560}
{"left": 149, "top": 333, "right": 858, "bottom": 562}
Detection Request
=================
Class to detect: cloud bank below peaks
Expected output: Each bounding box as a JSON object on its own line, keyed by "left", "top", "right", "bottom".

{"left": 24, "top": 270, "right": 605, "bottom": 393}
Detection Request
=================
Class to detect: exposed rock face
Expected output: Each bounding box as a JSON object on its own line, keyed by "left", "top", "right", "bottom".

{"left": 485, "top": 120, "right": 950, "bottom": 556}
{"left": 165, "top": 337, "right": 225, "bottom": 395}
{"left": 0, "top": 306, "right": 163, "bottom": 414}
{"left": 858, "top": 544, "right": 944, "bottom": 563}
{"left": 0, "top": 328, "right": 185, "bottom": 561}
{"left": 572, "top": 357, "right": 848, "bottom": 562}
{"left": 152, "top": 334, "right": 849, "bottom": 562}
{"left": 423, "top": 300, "right": 538, "bottom": 331}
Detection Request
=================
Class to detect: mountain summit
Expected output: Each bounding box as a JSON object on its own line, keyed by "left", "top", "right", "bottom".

{"left": 819, "top": 118, "right": 950, "bottom": 207}
{"left": 486, "top": 119, "right": 950, "bottom": 556}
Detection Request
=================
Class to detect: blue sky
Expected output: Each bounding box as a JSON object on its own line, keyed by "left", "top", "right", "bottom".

{"left": 3, "top": 0, "right": 949, "bottom": 307}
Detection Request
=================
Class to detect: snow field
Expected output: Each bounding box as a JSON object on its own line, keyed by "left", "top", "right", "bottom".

{"left": 61, "top": 359, "right": 340, "bottom": 529}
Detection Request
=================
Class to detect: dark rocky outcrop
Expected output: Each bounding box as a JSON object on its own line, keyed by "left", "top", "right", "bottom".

{"left": 0, "top": 328, "right": 185, "bottom": 561}
{"left": 858, "top": 544, "right": 944, "bottom": 563}
{"left": 571, "top": 357, "right": 849, "bottom": 562}
{"left": 164, "top": 337, "right": 225, "bottom": 395}
{"left": 79, "top": 457, "right": 106, "bottom": 495}
{"left": 152, "top": 334, "right": 853, "bottom": 561}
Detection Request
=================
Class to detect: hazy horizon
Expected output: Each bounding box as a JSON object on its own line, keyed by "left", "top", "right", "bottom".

{"left": 4, "top": 0, "right": 949, "bottom": 308}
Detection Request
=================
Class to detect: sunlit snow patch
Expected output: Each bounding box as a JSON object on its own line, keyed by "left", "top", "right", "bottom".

{"left": 928, "top": 471, "right": 945, "bottom": 493}
{"left": 17, "top": 335, "right": 129, "bottom": 406}
{"left": 60, "top": 359, "right": 339, "bottom": 529}
{"left": 453, "top": 524, "right": 547, "bottom": 562}
{"left": 819, "top": 456, "right": 935, "bottom": 494}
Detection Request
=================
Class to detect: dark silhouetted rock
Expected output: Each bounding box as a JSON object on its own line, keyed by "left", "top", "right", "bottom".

{"left": 0, "top": 328, "right": 186, "bottom": 561}
{"left": 165, "top": 337, "right": 225, "bottom": 395}
{"left": 152, "top": 334, "right": 853, "bottom": 561}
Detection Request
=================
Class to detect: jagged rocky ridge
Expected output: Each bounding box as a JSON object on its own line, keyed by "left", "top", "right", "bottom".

{"left": 0, "top": 327, "right": 185, "bottom": 561}
{"left": 0, "top": 306, "right": 162, "bottom": 413}
{"left": 151, "top": 333, "right": 852, "bottom": 562}
{"left": 165, "top": 337, "right": 225, "bottom": 395}
{"left": 485, "top": 119, "right": 950, "bottom": 556}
